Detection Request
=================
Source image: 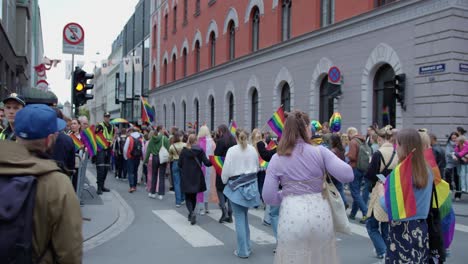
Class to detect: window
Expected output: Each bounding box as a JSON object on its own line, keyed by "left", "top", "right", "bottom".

{"left": 195, "top": 99, "right": 200, "bottom": 133}
{"left": 373, "top": 64, "right": 396, "bottom": 128}
{"left": 208, "top": 0, "right": 216, "bottom": 6}
{"left": 163, "top": 59, "right": 168, "bottom": 84}
{"left": 319, "top": 76, "right": 334, "bottom": 123}
{"left": 152, "top": 65, "right": 156, "bottom": 88}
{"left": 195, "top": 0, "right": 201, "bottom": 16}
{"left": 228, "top": 21, "right": 236, "bottom": 60}
{"left": 164, "top": 14, "right": 168, "bottom": 39}
{"left": 251, "top": 7, "right": 260, "bottom": 52}
{"left": 172, "top": 54, "right": 176, "bottom": 81}
{"left": 183, "top": 0, "right": 188, "bottom": 25}
{"left": 172, "top": 103, "right": 176, "bottom": 126}
{"left": 321, "top": 0, "right": 334, "bottom": 27}
{"left": 251, "top": 88, "right": 258, "bottom": 130}
{"left": 210, "top": 96, "right": 215, "bottom": 131}
{"left": 182, "top": 101, "right": 187, "bottom": 130}
{"left": 280, "top": 83, "right": 291, "bottom": 112}
{"left": 173, "top": 6, "right": 177, "bottom": 33}
{"left": 152, "top": 25, "right": 157, "bottom": 48}
{"left": 194, "top": 41, "right": 200, "bottom": 73}
{"left": 210, "top": 32, "right": 216, "bottom": 67}
{"left": 281, "top": 0, "right": 292, "bottom": 41}
{"left": 228, "top": 93, "right": 234, "bottom": 123}
{"left": 375, "top": 0, "right": 396, "bottom": 7}
{"left": 163, "top": 105, "right": 167, "bottom": 128}
{"left": 182, "top": 48, "right": 187, "bottom": 77}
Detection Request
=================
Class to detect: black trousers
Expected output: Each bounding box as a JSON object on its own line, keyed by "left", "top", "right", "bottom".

{"left": 115, "top": 154, "right": 126, "bottom": 178}
{"left": 151, "top": 156, "right": 167, "bottom": 195}
{"left": 185, "top": 193, "right": 197, "bottom": 216}
{"left": 445, "top": 167, "right": 462, "bottom": 198}
{"left": 257, "top": 170, "right": 266, "bottom": 201}
{"left": 96, "top": 149, "right": 111, "bottom": 188}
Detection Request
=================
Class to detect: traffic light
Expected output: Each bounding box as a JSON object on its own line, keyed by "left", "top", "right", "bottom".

{"left": 72, "top": 67, "right": 94, "bottom": 107}
{"left": 394, "top": 74, "right": 406, "bottom": 111}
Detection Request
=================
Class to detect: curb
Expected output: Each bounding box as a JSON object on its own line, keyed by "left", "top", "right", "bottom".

{"left": 83, "top": 168, "right": 135, "bottom": 252}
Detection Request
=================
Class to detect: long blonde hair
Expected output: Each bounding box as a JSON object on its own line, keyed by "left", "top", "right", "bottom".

{"left": 197, "top": 125, "right": 211, "bottom": 138}
{"left": 236, "top": 128, "right": 249, "bottom": 150}
{"left": 251, "top": 128, "right": 262, "bottom": 153}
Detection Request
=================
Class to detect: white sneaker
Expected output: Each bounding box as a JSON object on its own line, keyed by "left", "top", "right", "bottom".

{"left": 158, "top": 195, "right": 163, "bottom": 200}
{"left": 148, "top": 193, "right": 156, "bottom": 199}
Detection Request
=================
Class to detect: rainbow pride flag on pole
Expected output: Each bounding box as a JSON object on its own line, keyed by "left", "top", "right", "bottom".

{"left": 267, "top": 140, "right": 277, "bottom": 150}
{"left": 384, "top": 152, "right": 417, "bottom": 221}
{"left": 69, "top": 134, "right": 83, "bottom": 151}
{"left": 209, "top": 155, "right": 224, "bottom": 175}
{"left": 267, "top": 106, "right": 285, "bottom": 138}
{"left": 229, "top": 120, "right": 237, "bottom": 136}
{"left": 424, "top": 149, "right": 456, "bottom": 248}
{"left": 96, "top": 132, "right": 110, "bottom": 151}
{"left": 141, "top": 97, "right": 155, "bottom": 123}
{"left": 80, "top": 126, "right": 98, "bottom": 157}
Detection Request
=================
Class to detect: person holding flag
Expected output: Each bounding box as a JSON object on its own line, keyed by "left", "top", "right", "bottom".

{"left": 94, "top": 112, "right": 116, "bottom": 195}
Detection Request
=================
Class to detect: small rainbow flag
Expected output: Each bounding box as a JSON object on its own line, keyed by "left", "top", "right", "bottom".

{"left": 69, "top": 134, "right": 83, "bottom": 151}
{"left": 424, "top": 149, "right": 456, "bottom": 249}
{"left": 141, "top": 97, "right": 155, "bottom": 123}
{"left": 311, "top": 120, "right": 322, "bottom": 132}
{"left": 267, "top": 107, "right": 285, "bottom": 138}
{"left": 96, "top": 132, "right": 110, "bottom": 151}
{"left": 382, "top": 106, "right": 390, "bottom": 126}
{"left": 209, "top": 155, "right": 224, "bottom": 175}
{"left": 259, "top": 157, "right": 269, "bottom": 169}
{"left": 329, "top": 112, "right": 342, "bottom": 133}
{"left": 384, "top": 152, "right": 417, "bottom": 221}
{"left": 80, "top": 125, "right": 98, "bottom": 157}
{"left": 267, "top": 140, "right": 277, "bottom": 150}
{"left": 229, "top": 120, "right": 237, "bottom": 136}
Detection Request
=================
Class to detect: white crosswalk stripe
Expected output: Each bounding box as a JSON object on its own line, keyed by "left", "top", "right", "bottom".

{"left": 152, "top": 210, "right": 224, "bottom": 247}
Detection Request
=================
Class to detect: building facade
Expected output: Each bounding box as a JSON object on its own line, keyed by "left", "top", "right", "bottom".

{"left": 148, "top": 0, "right": 468, "bottom": 138}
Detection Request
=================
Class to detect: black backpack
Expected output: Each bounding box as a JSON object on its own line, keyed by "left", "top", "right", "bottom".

{"left": 130, "top": 137, "right": 143, "bottom": 158}
{"left": 0, "top": 175, "right": 37, "bottom": 264}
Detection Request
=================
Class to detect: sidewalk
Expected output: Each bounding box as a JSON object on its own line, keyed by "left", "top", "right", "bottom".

{"left": 81, "top": 166, "right": 134, "bottom": 252}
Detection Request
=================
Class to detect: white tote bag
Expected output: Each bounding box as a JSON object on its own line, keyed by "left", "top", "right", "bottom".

{"left": 158, "top": 137, "right": 170, "bottom": 164}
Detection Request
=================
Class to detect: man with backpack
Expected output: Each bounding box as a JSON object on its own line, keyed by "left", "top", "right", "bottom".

{"left": 0, "top": 104, "right": 82, "bottom": 263}
{"left": 124, "top": 127, "right": 143, "bottom": 193}
{"left": 346, "top": 127, "right": 372, "bottom": 224}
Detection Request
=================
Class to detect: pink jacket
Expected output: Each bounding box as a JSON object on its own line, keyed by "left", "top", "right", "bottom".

{"left": 455, "top": 142, "right": 468, "bottom": 158}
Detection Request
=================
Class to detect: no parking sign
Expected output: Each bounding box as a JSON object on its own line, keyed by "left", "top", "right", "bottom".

{"left": 62, "top": 22, "right": 85, "bottom": 55}
{"left": 328, "top": 66, "right": 342, "bottom": 84}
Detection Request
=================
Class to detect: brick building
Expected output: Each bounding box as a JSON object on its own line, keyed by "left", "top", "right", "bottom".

{"left": 148, "top": 0, "right": 468, "bottom": 137}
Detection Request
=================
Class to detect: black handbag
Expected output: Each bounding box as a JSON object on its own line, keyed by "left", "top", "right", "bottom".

{"left": 427, "top": 182, "right": 446, "bottom": 263}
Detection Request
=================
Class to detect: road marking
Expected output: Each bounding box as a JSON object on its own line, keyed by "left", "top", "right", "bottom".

{"left": 248, "top": 208, "right": 265, "bottom": 219}
{"left": 349, "top": 222, "right": 369, "bottom": 238}
{"left": 208, "top": 209, "right": 277, "bottom": 245}
{"left": 152, "top": 210, "right": 224, "bottom": 247}
{"left": 455, "top": 223, "right": 468, "bottom": 233}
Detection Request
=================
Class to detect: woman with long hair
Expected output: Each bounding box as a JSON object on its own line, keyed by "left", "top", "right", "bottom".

{"left": 383, "top": 128, "right": 433, "bottom": 263}
{"left": 69, "top": 118, "right": 81, "bottom": 138}
{"left": 222, "top": 128, "right": 261, "bottom": 258}
{"left": 214, "top": 124, "right": 237, "bottom": 223}
{"left": 445, "top": 132, "right": 461, "bottom": 200}
{"left": 169, "top": 131, "right": 186, "bottom": 207}
{"left": 263, "top": 110, "right": 353, "bottom": 264}
{"left": 196, "top": 125, "right": 216, "bottom": 215}
{"left": 329, "top": 133, "right": 349, "bottom": 209}
{"left": 178, "top": 134, "right": 212, "bottom": 225}
{"left": 454, "top": 136, "right": 468, "bottom": 193}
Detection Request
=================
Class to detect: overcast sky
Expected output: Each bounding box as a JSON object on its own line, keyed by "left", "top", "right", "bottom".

{"left": 40, "top": 0, "right": 139, "bottom": 104}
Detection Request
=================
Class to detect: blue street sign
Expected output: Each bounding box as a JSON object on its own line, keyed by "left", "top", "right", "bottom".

{"left": 460, "top": 63, "right": 468, "bottom": 73}
{"left": 419, "top": 64, "right": 445, "bottom": 75}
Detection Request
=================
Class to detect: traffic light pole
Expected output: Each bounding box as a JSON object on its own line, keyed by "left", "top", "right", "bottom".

{"left": 70, "top": 54, "right": 80, "bottom": 117}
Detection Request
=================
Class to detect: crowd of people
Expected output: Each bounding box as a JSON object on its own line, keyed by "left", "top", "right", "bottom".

{"left": 1, "top": 91, "right": 467, "bottom": 263}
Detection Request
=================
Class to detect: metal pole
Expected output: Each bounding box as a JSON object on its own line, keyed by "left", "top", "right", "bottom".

{"left": 71, "top": 54, "right": 78, "bottom": 117}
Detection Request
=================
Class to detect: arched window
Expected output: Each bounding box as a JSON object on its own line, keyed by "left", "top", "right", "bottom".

{"left": 172, "top": 103, "right": 176, "bottom": 126}
{"left": 281, "top": 0, "right": 292, "bottom": 41}
{"left": 228, "top": 21, "right": 236, "bottom": 60}
{"left": 164, "top": 14, "right": 168, "bottom": 39}
{"left": 251, "top": 7, "right": 260, "bottom": 52}
{"left": 194, "top": 41, "right": 200, "bottom": 72}
{"left": 182, "top": 101, "right": 187, "bottom": 130}
{"left": 152, "top": 65, "right": 156, "bottom": 88}
{"left": 209, "top": 96, "right": 215, "bottom": 131}
{"left": 183, "top": 0, "right": 188, "bottom": 24}
{"left": 195, "top": 99, "right": 200, "bottom": 133}
{"left": 173, "top": 6, "right": 177, "bottom": 33}
{"left": 163, "top": 105, "right": 167, "bottom": 128}
{"left": 251, "top": 88, "right": 258, "bottom": 130}
{"left": 210, "top": 32, "right": 216, "bottom": 67}
{"left": 163, "top": 59, "right": 168, "bottom": 84}
{"left": 373, "top": 64, "right": 396, "bottom": 128}
{"left": 280, "top": 83, "right": 291, "bottom": 112}
{"left": 228, "top": 93, "right": 234, "bottom": 123}
{"left": 319, "top": 76, "right": 334, "bottom": 123}
{"left": 152, "top": 25, "right": 157, "bottom": 47}
{"left": 182, "top": 48, "right": 187, "bottom": 77}
{"left": 172, "top": 54, "right": 176, "bottom": 81}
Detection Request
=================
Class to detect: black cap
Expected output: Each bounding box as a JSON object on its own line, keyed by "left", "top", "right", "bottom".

{"left": 3, "top": 93, "right": 26, "bottom": 106}
{"left": 104, "top": 112, "right": 111, "bottom": 117}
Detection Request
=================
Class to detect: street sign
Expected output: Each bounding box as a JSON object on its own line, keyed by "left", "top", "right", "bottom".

{"left": 419, "top": 63, "right": 445, "bottom": 75}
{"left": 328, "top": 66, "right": 342, "bottom": 84}
{"left": 63, "top": 22, "right": 84, "bottom": 55}
{"left": 460, "top": 63, "right": 468, "bottom": 73}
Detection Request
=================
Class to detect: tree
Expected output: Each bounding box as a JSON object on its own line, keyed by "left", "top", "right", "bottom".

{"left": 78, "top": 107, "right": 90, "bottom": 119}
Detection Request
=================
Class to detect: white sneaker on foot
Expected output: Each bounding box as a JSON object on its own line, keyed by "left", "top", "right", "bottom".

{"left": 148, "top": 193, "right": 156, "bottom": 199}
{"left": 158, "top": 195, "right": 163, "bottom": 200}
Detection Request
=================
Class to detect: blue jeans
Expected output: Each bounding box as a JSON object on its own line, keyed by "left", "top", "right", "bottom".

{"left": 270, "top": 205, "right": 280, "bottom": 240}
{"left": 127, "top": 158, "right": 140, "bottom": 188}
{"left": 231, "top": 202, "right": 252, "bottom": 257}
{"left": 366, "top": 215, "right": 388, "bottom": 256}
{"left": 332, "top": 177, "right": 348, "bottom": 207}
{"left": 350, "top": 168, "right": 368, "bottom": 217}
{"left": 172, "top": 162, "right": 185, "bottom": 205}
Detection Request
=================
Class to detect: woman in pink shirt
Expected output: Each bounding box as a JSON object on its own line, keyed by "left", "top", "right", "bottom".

{"left": 263, "top": 110, "right": 353, "bottom": 264}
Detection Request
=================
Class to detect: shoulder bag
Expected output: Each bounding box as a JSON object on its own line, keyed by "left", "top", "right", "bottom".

{"left": 158, "top": 137, "right": 170, "bottom": 164}
{"left": 428, "top": 182, "right": 446, "bottom": 263}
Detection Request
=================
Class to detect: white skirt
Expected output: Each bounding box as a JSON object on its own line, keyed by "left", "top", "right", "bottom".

{"left": 275, "top": 192, "right": 339, "bottom": 264}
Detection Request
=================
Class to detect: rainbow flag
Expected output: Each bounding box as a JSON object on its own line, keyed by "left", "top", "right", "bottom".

{"left": 267, "top": 107, "right": 285, "bottom": 138}
{"left": 424, "top": 149, "right": 456, "bottom": 248}
{"left": 329, "top": 112, "right": 342, "bottom": 133}
{"left": 80, "top": 126, "right": 98, "bottom": 157}
{"left": 384, "top": 152, "right": 417, "bottom": 221}
{"left": 267, "top": 140, "right": 277, "bottom": 150}
{"left": 382, "top": 106, "right": 390, "bottom": 126}
{"left": 69, "top": 134, "right": 83, "bottom": 151}
{"left": 96, "top": 132, "right": 110, "bottom": 151}
{"left": 209, "top": 155, "right": 224, "bottom": 175}
{"left": 141, "top": 97, "right": 155, "bottom": 123}
{"left": 229, "top": 120, "right": 237, "bottom": 136}
{"left": 259, "top": 157, "right": 269, "bottom": 169}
